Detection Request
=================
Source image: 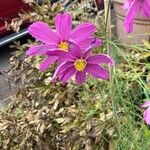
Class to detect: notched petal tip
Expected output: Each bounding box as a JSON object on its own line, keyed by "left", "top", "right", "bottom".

{"left": 55, "top": 12, "right": 72, "bottom": 18}
{"left": 28, "top": 21, "right": 47, "bottom": 32}
{"left": 55, "top": 12, "right": 72, "bottom": 40}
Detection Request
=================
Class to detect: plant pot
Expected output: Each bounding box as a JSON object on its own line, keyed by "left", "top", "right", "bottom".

{"left": 113, "top": 0, "right": 150, "bottom": 45}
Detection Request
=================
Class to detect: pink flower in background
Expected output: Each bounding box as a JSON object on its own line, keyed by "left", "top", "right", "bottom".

{"left": 26, "top": 12, "right": 102, "bottom": 72}
{"left": 51, "top": 44, "right": 114, "bottom": 84}
{"left": 141, "top": 100, "right": 150, "bottom": 125}
{"left": 124, "top": 0, "right": 150, "bottom": 33}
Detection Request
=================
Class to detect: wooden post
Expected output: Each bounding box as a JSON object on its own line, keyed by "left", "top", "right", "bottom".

{"left": 104, "top": 0, "right": 112, "bottom": 54}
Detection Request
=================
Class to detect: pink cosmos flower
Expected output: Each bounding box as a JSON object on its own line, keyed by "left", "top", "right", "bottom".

{"left": 51, "top": 44, "right": 114, "bottom": 84}
{"left": 26, "top": 12, "right": 102, "bottom": 72}
{"left": 124, "top": 0, "right": 150, "bottom": 33}
{"left": 141, "top": 100, "right": 150, "bottom": 125}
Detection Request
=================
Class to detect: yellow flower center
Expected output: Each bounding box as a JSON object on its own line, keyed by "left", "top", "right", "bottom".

{"left": 74, "top": 59, "right": 87, "bottom": 72}
{"left": 58, "top": 41, "right": 69, "bottom": 52}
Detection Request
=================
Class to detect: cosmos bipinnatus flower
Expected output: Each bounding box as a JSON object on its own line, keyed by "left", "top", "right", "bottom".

{"left": 51, "top": 44, "right": 115, "bottom": 84}
{"left": 26, "top": 12, "right": 102, "bottom": 72}
{"left": 124, "top": 0, "right": 150, "bottom": 33}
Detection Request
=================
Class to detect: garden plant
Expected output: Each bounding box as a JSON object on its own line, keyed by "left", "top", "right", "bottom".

{"left": 0, "top": 0, "right": 150, "bottom": 149}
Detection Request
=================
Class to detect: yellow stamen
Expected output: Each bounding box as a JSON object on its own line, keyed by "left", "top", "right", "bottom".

{"left": 74, "top": 59, "right": 87, "bottom": 72}
{"left": 58, "top": 41, "right": 69, "bottom": 51}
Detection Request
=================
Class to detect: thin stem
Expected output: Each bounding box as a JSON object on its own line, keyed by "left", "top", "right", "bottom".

{"left": 104, "top": 0, "right": 111, "bottom": 32}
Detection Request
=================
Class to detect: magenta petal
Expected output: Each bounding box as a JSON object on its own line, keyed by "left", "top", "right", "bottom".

{"left": 86, "top": 64, "right": 109, "bottom": 80}
{"left": 69, "top": 44, "right": 82, "bottom": 58}
{"left": 55, "top": 13, "right": 72, "bottom": 40}
{"left": 90, "top": 38, "right": 103, "bottom": 48}
{"left": 87, "top": 54, "right": 115, "bottom": 66}
{"left": 57, "top": 54, "right": 74, "bottom": 65}
{"left": 51, "top": 62, "right": 66, "bottom": 82}
{"left": 69, "top": 22, "right": 96, "bottom": 43}
{"left": 76, "top": 38, "right": 93, "bottom": 50}
{"left": 51, "top": 62, "right": 73, "bottom": 82}
{"left": 45, "top": 49, "right": 73, "bottom": 63}
{"left": 26, "top": 45, "right": 57, "bottom": 56}
{"left": 60, "top": 67, "right": 76, "bottom": 83}
{"left": 83, "top": 49, "right": 91, "bottom": 59}
{"left": 124, "top": 0, "right": 140, "bottom": 33}
{"left": 143, "top": 110, "right": 147, "bottom": 118}
{"left": 39, "top": 56, "right": 58, "bottom": 72}
{"left": 124, "top": 19, "right": 134, "bottom": 33}
{"left": 141, "top": 0, "right": 150, "bottom": 17}
{"left": 28, "top": 22, "right": 60, "bottom": 44}
{"left": 76, "top": 71, "right": 86, "bottom": 84}
{"left": 77, "top": 38, "right": 102, "bottom": 50}
{"left": 143, "top": 107, "right": 150, "bottom": 125}
{"left": 58, "top": 62, "right": 74, "bottom": 75}
{"left": 46, "top": 49, "right": 67, "bottom": 57}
